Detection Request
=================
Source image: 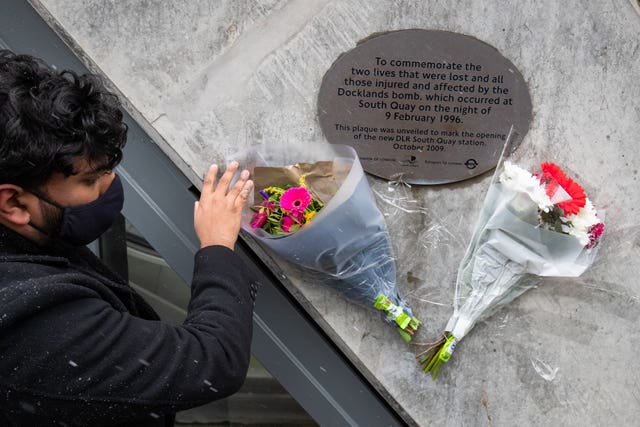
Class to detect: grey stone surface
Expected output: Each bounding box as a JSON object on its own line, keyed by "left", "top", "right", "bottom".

{"left": 32, "top": 0, "right": 640, "bottom": 425}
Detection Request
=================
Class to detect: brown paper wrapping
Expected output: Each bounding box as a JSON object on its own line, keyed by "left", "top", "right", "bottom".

{"left": 253, "top": 161, "right": 351, "bottom": 204}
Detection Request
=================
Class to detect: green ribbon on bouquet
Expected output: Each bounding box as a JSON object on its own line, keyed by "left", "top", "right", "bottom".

{"left": 418, "top": 334, "right": 458, "bottom": 379}
{"left": 374, "top": 294, "right": 421, "bottom": 342}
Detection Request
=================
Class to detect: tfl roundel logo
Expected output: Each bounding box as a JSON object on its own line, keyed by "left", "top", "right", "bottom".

{"left": 465, "top": 159, "right": 478, "bottom": 169}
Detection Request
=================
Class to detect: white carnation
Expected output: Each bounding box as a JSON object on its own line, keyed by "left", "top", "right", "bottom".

{"left": 562, "top": 198, "right": 600, "bottom": 245}
{"left": 499, "top": 161, "right": 554, "bottom": 212}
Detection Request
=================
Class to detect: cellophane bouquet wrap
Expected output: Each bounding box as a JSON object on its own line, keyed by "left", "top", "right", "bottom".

{"left": 230, "top": 143, "right": 420, "bottom": 341}
{"left": 418, "top": 148, "right": 605, "bottom": 378}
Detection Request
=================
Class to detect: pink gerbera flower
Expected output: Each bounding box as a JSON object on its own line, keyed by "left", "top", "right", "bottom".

{"left": 279, "top": 187, "right": 312, "bottom": 213}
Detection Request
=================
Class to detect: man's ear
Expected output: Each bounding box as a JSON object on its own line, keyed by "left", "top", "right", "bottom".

{"left": 0, "top": 184, "right": 32, "bottom": 226}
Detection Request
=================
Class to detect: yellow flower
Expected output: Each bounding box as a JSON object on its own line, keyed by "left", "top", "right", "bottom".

{"left": 298, "top": 174, "right": 307, "bottom": 188}
{"left": 304, "top": 210, "right": 316, "bottom": 223}
{"left": 264, "top": 186, "right": 285, "bottom": 197}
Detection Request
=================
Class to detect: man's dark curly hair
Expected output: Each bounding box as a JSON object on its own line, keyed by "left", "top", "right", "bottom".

{"left": 0, "top": 49, "right": 127, "bottom": 189}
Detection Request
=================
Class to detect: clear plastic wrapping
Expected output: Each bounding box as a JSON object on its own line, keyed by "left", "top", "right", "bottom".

{"left": 417, "top": 131, "right": 605, "bottom": 378}
{"left": 229, "top": 142, "right": 420, "bottom": 340}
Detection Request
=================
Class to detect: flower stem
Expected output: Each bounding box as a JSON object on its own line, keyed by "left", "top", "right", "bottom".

{"left": 416, "top": 333, "right": 457, "bottom": 380}
{"left": 373, "top": 294, "right": 421, "bottom": 342}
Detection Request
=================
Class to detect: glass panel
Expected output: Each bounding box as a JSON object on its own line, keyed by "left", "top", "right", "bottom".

{"left": 124, "top": 222, "right": 317, "bottom": 426}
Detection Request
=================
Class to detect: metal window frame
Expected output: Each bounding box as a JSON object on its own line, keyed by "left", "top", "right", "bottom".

{"left": 0, "top": 2, "right": 409, "bottom": 426}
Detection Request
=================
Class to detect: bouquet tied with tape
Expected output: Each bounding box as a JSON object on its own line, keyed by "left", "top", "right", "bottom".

{"left": 418, "top": 136, "right": 605, "bottom": 379}
{"left": 231, "top": 142, "right": 420, "bottom": 341}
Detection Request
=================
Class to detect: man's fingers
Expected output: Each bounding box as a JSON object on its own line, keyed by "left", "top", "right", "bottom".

{"left": 215, "top": 161, "right": 239, "bottom": 195}
{"left": 227, "top": 169, "right": 250, "bottom": 199}
{"left": 200, "top": 164, "right": 218, "bottom": 201}
{"left": 200, "top": 162, "right": 250, "bottom": 207}
{"left": 237, "top": 179, "right": 254, "bottom": 205}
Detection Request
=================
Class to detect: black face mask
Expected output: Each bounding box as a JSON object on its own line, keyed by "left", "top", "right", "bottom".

{"left": 30, "top": 174, "right": 124, "bottom": 246}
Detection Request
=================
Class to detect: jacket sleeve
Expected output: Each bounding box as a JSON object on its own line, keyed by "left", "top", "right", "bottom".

{"left": 0, "top": 245, "right": 255, "bottom": 425}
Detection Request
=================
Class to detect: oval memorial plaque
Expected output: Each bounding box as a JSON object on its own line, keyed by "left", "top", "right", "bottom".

{"left": 318, "top": 29, "right": 533, "bottom": 184}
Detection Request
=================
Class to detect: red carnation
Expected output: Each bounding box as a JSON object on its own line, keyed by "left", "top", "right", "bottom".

{"left": 540, "top": 163, "right": 587, "bottom": 215}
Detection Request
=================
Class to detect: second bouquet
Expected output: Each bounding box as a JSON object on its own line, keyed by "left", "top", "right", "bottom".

{"left": 231, "top": 143, "right": 420, "bottom": 341}
{"left": 417, "top": 153, "right": 605, "bottom": 379}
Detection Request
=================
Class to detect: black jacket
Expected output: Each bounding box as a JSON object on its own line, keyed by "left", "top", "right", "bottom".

{"left": 0, "top": 224, "right": 255, "bottom": 426}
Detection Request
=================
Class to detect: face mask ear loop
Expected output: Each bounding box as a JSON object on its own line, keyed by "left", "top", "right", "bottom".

{"left": 24, "top": 187, "right": 64, "bottom": 239}
{"left": 27, "top": 220, "right": 52, "bottom": 238}
{"left": 26, "top": 187, "right": 64, "bottom": 210}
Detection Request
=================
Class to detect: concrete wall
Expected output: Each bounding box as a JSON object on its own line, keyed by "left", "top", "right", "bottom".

{"left": 31, "top": 0, "right": 640, "bottom": 425}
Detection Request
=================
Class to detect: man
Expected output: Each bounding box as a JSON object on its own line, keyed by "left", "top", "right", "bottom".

{"left": 0, "top": 49, "right": 256, "bottom": 425}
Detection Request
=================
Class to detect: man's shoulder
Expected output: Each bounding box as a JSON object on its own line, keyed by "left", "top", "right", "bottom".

{"left": 0, "top": 251, "right": 72, "bottom": 287}
{"left": 0, "top": 223, "right": 70, "bottom": 267}
{"left": 0, "top": 254, "right": 100, "bottom": 307}
{"left": 0, "top": 223, "right": 108, "bottom": 287}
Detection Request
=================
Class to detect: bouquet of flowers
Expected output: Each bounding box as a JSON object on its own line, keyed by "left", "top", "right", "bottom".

{"left": 418, "top": 154, "right": 605, "bottom": 378}
{"left": 231, "top": 143, "right": 420, "bottom": 341}
{"left": 250, "top": 175, "right": 325, "bottom": 235}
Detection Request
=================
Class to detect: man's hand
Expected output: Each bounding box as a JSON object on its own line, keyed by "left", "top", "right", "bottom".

{"left": 194, "top": 161, "right": 253, "bottom": 250}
